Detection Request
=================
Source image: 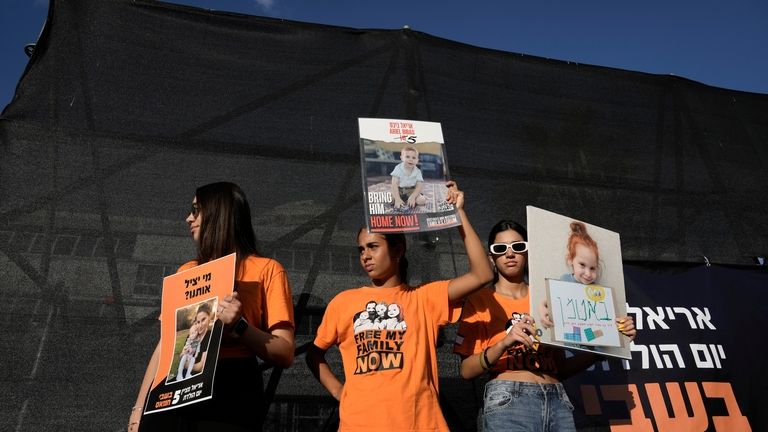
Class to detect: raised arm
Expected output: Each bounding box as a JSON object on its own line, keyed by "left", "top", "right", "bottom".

{"left": 445, "top": 181, "right": 494, "bottom": 302}
{"left": 306, "top": 344, "right": 344, "bottom": 401}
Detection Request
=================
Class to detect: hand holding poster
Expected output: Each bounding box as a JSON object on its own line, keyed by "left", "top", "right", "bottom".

{"left": 527, "top": 206, "right": 631, "bottom": 359}
{"left": 143, "top": 253, "right": 236, "bottom": 414}
{"left": 359, "top": 118, "right": 460, "bottom": 233}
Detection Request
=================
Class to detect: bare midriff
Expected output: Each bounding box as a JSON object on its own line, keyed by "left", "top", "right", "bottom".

{"left": 493, "top": 370, "right": 559, "bottom": 384}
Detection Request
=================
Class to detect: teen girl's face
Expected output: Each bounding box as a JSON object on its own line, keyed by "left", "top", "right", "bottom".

{"left": 491, "top": 229, "right": 527, "bottom": 280}
{"left": 195, "top": 310, "right": 211, "bottom": 335}
{"left": 358, "top": 231, "right": 400, "bottom": 284}
{"left": 569, "top": 243, "right": 598, "bottom": 284}
{"left": 186, "top": 197, "right": 202, "bottom": 243}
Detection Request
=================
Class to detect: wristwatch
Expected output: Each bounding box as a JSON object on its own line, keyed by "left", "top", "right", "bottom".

{"left": 233, "top": 317, "right": 249, "bottom": 336}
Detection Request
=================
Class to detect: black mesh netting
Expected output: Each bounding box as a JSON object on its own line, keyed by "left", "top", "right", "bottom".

{"left": 1, "top": 0, "right": 767, "bottom": 430}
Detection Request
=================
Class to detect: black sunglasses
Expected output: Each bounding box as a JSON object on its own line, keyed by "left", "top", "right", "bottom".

{"left": 489, "top": 241, "right": 528, "bottom": 254}
{"left": 189, "top": 204, "right": 200, "bottom": 218}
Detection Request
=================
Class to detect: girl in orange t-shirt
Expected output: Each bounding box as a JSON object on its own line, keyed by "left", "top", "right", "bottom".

{"left": 129, "top": 182, "right": 295, "bottom": 432}
{"left": 306, "top": 181, "right": 493, "bottom": 431}
{"left": 454, "top": 220, "right": 636, "bottom": 432}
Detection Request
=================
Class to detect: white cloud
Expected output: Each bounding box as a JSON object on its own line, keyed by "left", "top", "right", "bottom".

{"left": 254, "top": 0, "right": 274, "bottom": 10}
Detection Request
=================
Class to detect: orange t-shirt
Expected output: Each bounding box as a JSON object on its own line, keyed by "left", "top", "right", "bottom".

{"left": 314, "top": 280, "right": 459, "bottom": 431}
{"left": 454, "top": 286, "right": 559, "bottom": 377}
{"left": 177, "top": 255, "right": 294, "bottom": 358}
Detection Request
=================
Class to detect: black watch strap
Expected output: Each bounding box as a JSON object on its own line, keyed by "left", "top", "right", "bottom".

{"left": 233, "top": 317, "right": 249, "bottom": 336}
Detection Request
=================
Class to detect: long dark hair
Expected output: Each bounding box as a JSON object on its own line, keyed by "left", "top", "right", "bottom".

{"left": 357, "top": 229, "right": 409, "bottom": 283}
{"left": 487, "top": 219, "right": 528, "bottom": 283}
{"left": 195, "top": 182, "right": 259, "bottom": 271}
{"left": 196, "top": 301, "right": 212, "bottom": 316}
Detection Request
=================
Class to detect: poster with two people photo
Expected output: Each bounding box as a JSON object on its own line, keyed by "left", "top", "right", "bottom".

{"left": 142, "top": 253, "right": 236, "bottom": 414}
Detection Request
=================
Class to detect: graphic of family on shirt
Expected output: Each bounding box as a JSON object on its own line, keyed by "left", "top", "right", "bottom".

{"left": 352, "top": 300, "right": 408, "bottom": 375}
{"left": 353, "top": 300, "right": 407, "bottom": 332}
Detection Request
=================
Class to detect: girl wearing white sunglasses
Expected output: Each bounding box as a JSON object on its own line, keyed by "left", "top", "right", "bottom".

{"left": 454, "top": 220, "right": 636, "bottom": 432}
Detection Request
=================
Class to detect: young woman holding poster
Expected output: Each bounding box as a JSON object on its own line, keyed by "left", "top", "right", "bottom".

{"left": 453, "top": 220, "right": 636, "bottom": 432}
{"left": 306, "top": 181, "right": 493, "bottom": 431}
{"left": 129, "top": 182, "right": 295, "bottom": 432}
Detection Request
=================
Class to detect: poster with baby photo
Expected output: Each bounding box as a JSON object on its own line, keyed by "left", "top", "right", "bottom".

{"left": 143, "top": 253, "right": 236, "bottom": 415}
{"left": 358, "top": 118, "right": 460, "bottom": 233}
{"left": 165, "top": 298, "right": 218, "bottom": 385}
{"left": 526, "top": 206, "right": 631, "bottom": 360}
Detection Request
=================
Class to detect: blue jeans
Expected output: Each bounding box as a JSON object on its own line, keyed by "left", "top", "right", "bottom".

{"left": 482, "top": 380, "right": 576, "bottom": 432}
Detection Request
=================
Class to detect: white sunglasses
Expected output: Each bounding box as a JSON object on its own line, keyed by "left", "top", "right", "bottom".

{"left": 489, "top": 241, "right": 528, "bottom": 254}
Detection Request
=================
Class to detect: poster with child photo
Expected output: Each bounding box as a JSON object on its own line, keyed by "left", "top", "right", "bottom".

{"left": 526, "top": 206, "right": 631, "bottom": 359}
{"left": 142, "top": 253, "right": 236, "bottom": 415}
{"left": 358, "top": 118, "right": 460, "bottom": 233}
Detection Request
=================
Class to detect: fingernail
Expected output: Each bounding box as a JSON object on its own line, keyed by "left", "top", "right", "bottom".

{"left": 618, "top": 325, "right": 624, "bottom": 331}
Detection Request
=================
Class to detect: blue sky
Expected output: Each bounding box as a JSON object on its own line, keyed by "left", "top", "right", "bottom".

{"left": 2, "top": 0, "right": 767, "bottom": 111}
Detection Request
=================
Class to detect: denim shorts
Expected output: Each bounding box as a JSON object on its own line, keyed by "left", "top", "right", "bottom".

{"left": 482, "top": 380, "right": 576, "bottom": 432}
